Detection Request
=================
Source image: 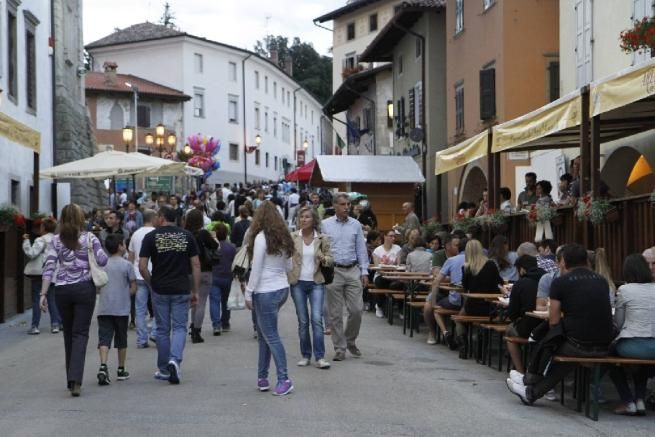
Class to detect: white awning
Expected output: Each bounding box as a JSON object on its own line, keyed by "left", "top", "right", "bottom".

{"left": 313, "top": 155, "right": 425, "bottom": 183}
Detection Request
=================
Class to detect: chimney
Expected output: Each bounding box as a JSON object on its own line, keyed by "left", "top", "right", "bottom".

{"left": 103, "top": 61, "right": 118, "bottom": 85}
{"left": 269, "top": 48, "right": 278, "bottom": 66}
{"left": 284, "top": 54, "right": 293, "bottom": 76}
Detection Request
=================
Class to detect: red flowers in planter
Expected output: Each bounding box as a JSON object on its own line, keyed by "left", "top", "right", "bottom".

{"left": 620, "top": 18, "right": 655, "bottom": 53}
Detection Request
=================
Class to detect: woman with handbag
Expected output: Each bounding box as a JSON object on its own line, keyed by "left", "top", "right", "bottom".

{"left": 23, "top": 218, "right": 61, "bottom": 334}
{"left": 245, "top": 201, "right": 295, "bottom": 396}
{"left": 39, "top": 204, "right": 108, "bottom": 397}
{"left": 288, "top": 206, "right": 334, "bottom": 370}
{"left": 185, "top": 209, "right": 220, "bottom": 343}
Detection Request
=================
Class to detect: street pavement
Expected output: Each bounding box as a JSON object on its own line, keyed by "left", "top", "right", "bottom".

{"left": 0, "top": 302, "right": 653, "bottom": 437}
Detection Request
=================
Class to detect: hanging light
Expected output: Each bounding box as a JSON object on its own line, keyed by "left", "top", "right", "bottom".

{"left": 122, "top": 126, "right": 134, "bottom": 152}
{"left": 303, "top": 139, "right": 309, "bottom": 149}
{"left": 155, "top": 123, "right": 165, "bottom": 137}
{"left": 255, "top": 133, "right": 262, "bottom": 145}
{"left": 184, "top": 144, "right": 192, "bottom": 154}
{"left": 167, "top": 133, "right": 177, "bottom": 147}
{"left": 145, "top": 133, "right": 154, "bottom": 145}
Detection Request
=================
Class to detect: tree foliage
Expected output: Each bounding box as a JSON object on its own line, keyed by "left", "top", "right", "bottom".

{"left": 159, "top": 2, "right": 178, "bottom": 29}
{"left": 255, "top": 35, "right": 332, "bottom": 104}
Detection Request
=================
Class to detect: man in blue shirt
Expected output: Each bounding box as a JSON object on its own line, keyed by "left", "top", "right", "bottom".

{"left": 321, "top": 193, "right": 369, "bottom": 362}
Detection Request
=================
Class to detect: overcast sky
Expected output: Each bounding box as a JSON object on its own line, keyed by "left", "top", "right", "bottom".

{"left": 83, "top": 0, "right": 337, "bottom": 56}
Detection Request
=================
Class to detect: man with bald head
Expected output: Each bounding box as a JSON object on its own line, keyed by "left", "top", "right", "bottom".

{"left": 642, "top": 247, "right": 655, "bottom": 281}
{"left": 395, "top": 202, "right": 421, "bottom": 236}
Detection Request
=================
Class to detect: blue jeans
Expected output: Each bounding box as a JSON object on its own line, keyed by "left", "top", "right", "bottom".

{"left": 253, "top": 288, "right": 289, "bottom": 382}
{"left": 152, "top": 292, "right": 190, "bottom": 372}
{"left": 135, "top": 280, "right": 156, "bottom": 345}
{"left": 209, "top": 275, "right": 233, "bottom": 329}
{"left": 31, "top": 278, "right": 60, "bottom": 328}
{"left": 291, "top": 281, "right": 325, "bottom": 360}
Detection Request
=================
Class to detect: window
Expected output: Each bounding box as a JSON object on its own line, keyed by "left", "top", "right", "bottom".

{"left": 363, "top": 107, "right": 373, "bottom": 130}
{"left": 255, "top": 149, "right": 261, "bottom": 165}
{"left": 395, "top": 97, "right": 406, "bottom": 137}
{"left": 11, "top": 180, "right": 20, "bottom": 207}
{"left": 194, "top": 89, "right": 205, "bottom": 118}
{"left": 548, "top": 61, "right": 560, "bottom": 102}
{"left": 282, "top": 87, "right": 285, "bottom": 104}
{"left": 633, "top": 0, "right": 653, "bottom": 63}
{"left": 274, "top": 81, "right": 277, "bottom": 98}
{"left": 287, "top": 91, "right": 291, "bottom": 107}
{"left": 343, "top": 52, "right": 357, "bottom": 70}
{"left": 369, "top": 14, "right": 378, "bottom": 32}
{"left": 25, "top": 30, "right": 37, "bottom": 112}
{"left": 483, "top": 0, "right": 496, "bottom": 11}
{"left": 228, "top": 61, "right": 237, "bottom": 81}
{"left": 273, "top": 114, "right": 278, "bottom": 137}
{"left": 311, "top": 110, "right": 314, "bottom": 124}
{"left": 282, "top": 119, "right": 291, "bottom": 143}
{"left": 137, "top": 105, "right": 151, "bottom": 128}
{"left": 455, "top": 0, "right": 464, "bottom": 34}
{"left": 254, "top": 106, "right": 261, "bottom": 130}
{"left": 7, "top": 7, "right": 18, "bottom": 101}
{"left": 265, "top": 76, "right": 269, "bottom": 93}
{"left": 228, "top": 94, "right": 239, "bottom": 123}
{"left": 265, "top": 152, "right": 269, "bottom": 168}
{"left": 416, "top": 38, "right": 422, "bottom": 59}
{"left": 575, "top": 0, "right": 593, "bottom": 87}
{"left": 274, "top": 156, "right": 278, "bottom": 171}
{"left": 229, "top": 143, "right": 239, "bottom": 161}
{"left": 109, "top": 102, "right": 124, "bottom": 130}
{"left": 347, "top": 22, "right": 355, "bottom": 40}
{"left": 398, "top": 54, "right": 404, "bottom": 75}
{"left": 194, "top": 53, "right": 203, "bottom": 73}
{"left": 479, "top": 66, "right": 496, "bottom": 120}
{"left": 455, "top": 83, "right": 465, "bottom": 133}
{"left": 254, "top": 71, "right": 260, "bottom": 89}
{"left": 264, "top": 111, "right": 269, "bottom": 132}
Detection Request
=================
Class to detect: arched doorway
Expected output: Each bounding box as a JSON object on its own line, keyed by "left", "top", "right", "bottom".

{"left": 602, "top": 146, "right": 655, "bottom": 196}
{"left": 459, "top": 164, "right": 488, "bottom": 205}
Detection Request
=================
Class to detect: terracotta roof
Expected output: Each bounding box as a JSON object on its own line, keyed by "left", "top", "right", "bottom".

{"left": 359, "top": 0, "right": 445, "bottom": 62}
{"left": 314, "top": 0, "right": 386, "bottom": 23}
{"left": 86, "top": 22, "right": 184, "bottom": 49}
{"left": 85, "top": 72, "right": 191, "bottom": 101}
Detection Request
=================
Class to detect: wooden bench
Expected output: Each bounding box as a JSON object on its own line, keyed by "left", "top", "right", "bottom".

{"left": 551, "top": 355, "right": 655, "bottom": 421}
{"left": 367, "top": 289, "right": 400, "bottom": 325}
{"left": 477, "top": 323, "right": 510, "bottom": 369}
{"left": 449, "top": 315, "right": 495, "bottom": 359}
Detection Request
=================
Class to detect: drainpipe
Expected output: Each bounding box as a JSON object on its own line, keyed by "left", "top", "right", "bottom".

{"left": 242, "top": 53, "right": 253, "bottom": 184}
{"left": 392, "top": 21, "right": 427, "bottom": 221}
{"left": 50, "top": 0, "right": 58, "bottom": 216}
{"left": 343, "top": 83, "right": 376, "bottom": 155}
{"left": 293, "top": 86, "right": 302, "bottom": 167}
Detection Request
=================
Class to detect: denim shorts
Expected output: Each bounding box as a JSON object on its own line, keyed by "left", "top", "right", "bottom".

{"left": 97, "top": 315, "right": 129, "bottom": 349}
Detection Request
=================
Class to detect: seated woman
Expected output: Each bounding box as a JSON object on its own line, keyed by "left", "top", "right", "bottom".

{"left": 456, "top": 239, "right": 503, "bottom": 358}
{"left": 609, "top": 254, "right": 655, "bottom": 416}
{"left": 488, "top": 235, "right": 518, "bottom": 282}
{"left": 505, "top": 255, "right": 546, "bottom": 374}
{"left": 371, "top": 230, "right": 403, "bottom": 318}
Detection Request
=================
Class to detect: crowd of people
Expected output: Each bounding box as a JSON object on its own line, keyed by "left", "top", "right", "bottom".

{"left": 22, "top": 179, "right": 655, "bottom": 416}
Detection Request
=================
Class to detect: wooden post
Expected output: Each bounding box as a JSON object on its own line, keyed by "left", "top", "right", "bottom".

{"left": 487, "top": 129, "right": 500, "bottom": 210}
{"left": 579, "top": 86, "right": 591, "bottom": 248}
{"left": 590, "top": 115, "right": 601, "bottom": 198}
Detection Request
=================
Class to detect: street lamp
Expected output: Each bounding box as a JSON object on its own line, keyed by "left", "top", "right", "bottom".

{"left": 122, "top": 126, "right": 134, "bottom": 152}
{"left": 255, "top": 133, "right": 262, "bottom": 146}
{"left": 184, "top": 144, "right": 192, "bottom": 154}
{"left": 244, "top": 133, "right": 263, "bottom": 184}
{"left": 387, "top": 100, "right": 394, "bottom": 127}
{"left": 302, "top": 139, "right": 309, "bottom": 150}
{"left": 144, "top": 124, "right": 176, "bottom": 157}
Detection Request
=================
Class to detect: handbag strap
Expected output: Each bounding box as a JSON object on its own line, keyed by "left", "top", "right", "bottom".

{"left": 87, "top": 232, "right": 97, "bottom": 267}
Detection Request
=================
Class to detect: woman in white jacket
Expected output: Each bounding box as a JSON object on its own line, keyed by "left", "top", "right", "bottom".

{"left": 22, "top": 218, "right": 61, "bottom": 334}
{"left": 245, "top": 201, "right": 295, "bottom": 396}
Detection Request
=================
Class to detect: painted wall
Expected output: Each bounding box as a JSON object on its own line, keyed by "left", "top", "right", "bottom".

{"left": 0, "top": 0, "right": 54, "bottom": 215}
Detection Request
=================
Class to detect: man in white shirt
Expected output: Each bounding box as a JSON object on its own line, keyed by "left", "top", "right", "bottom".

{"left": 118, "top": 189, "right": 128, "bottom": 206}
{"left": 287, "top": 188, "right": 300, "bottom": 227}
{"left": 128, "top": 209, "right": 156, "bottom": 348}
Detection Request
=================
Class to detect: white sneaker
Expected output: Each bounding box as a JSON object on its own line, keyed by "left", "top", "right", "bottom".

{"left": 426, "top": 334, "right": 437, "bottom": 345}
{"left": 28, "top": 327, "right": 40, "bottom": 335}
{"left": 315, "top": 358, "right": 331, "bottom": 369}
{"left": 509, "top": 370, "right": 524, "bottom": 386}
{"left": 375, "top": 305, "right": 384, "bottom": 318}
{"left": 297, "top": 358, "right": 310, "bottom": 367}
{"left": 506, "top": 378, "right": 530, "bottom": 405}
{"left": 544, "top": 389, "right": 558, "bottom": 401}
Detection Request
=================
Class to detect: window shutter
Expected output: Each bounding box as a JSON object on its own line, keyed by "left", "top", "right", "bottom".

{"left": 408, "top": 88, "right": 416, "bottom": 129}
{"left": 583, "top": 0, "right": 593, "bottom": 84}
{"left": 400, "top": 97, "right": 406, "bottom": 136}
{"left": 479, "top": 68, "right": 496, "bottom": 120}
{"left": 575, "top": 0, "right": 585, "bottom": 87}
{"left": 549, "top": 62, "right": 560, "bottom": 102}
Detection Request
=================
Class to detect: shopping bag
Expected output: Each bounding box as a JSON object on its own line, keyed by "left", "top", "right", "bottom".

{"left": 227, "top": 280, "right": 246, "bottom": 310}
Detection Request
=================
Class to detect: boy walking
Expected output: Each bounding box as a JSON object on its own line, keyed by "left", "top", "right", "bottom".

{"left": 97, "top": 234, "right": 136, "bottom": 385}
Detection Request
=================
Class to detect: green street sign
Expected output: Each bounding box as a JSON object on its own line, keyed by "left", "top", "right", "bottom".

{"left": 144, "top": 176, "right": 173, "bottom": 193}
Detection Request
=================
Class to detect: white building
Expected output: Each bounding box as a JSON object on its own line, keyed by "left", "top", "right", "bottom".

{"left": 86, "top": 22, "right": 324, "bottom": 184}
{"left": 0, "top": 0, "right": 54, "bottom": 215}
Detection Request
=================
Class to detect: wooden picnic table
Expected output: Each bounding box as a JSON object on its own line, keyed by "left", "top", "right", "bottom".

{"left": 460, "top": 292, "right": 504, "bottom": 300}
{"left": 525, "top": 310, "right": 549, "bottom": 320}
{"left": 369, "top": 265, "right": 406, "bottom": 272}
{"left": 381, "top": 274, "right": 432, "bottom": 281}
{"left": 379, "top": 270, "right": 431, "bottom": 277}
{"left": 439, "top": 284, "right": 464, "bottom": 292}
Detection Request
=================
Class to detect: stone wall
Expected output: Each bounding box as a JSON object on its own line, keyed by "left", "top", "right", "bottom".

{"left": 53, "top": 0, "right": 104, "bottom": 211}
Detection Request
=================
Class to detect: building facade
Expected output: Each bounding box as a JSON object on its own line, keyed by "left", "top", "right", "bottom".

{"left": 0, "top": 0, "right": 53, "bottom": 216}
{"left": 86, "top": 23, "right": 323, "bottom": 184}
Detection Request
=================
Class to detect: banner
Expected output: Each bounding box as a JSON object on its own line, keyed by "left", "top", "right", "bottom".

{"left": 590, "top": 57, "right": 655, "bottom": 117}
{"left": 435, "top": 130, "right": 488, "bottom": 175}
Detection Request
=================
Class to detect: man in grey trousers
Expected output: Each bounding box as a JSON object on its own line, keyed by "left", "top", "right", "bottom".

{"left": 321, "top": 193, "right": 369, "bottom": 361}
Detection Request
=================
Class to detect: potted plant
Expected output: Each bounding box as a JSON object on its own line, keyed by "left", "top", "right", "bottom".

{"left": 475, "top": 210, "right": 508, "bottom": 234}
{"left": 620, "top": 17, "right": 655, "bottom": 53}
{"left": 526, "top": 204, "right": 557, "bottom": 225}
{"left": 0, "top": 204, "right": 25, "bottom": 232}
{"left": 576, "top": 195, "right": 617, "bottom": 225}
{"left": 452, "top": 215, "right": 476, "bottom": 233}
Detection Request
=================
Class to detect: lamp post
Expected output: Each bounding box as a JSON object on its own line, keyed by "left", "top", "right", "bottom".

{"left": 124, "top": 83, "right": 139, "bottom": 150}
{"left": 145, "top": 123, "right": 176, "bottom": 157}
{"left": 244, "top": 133, "right": 262, "bottom": 185}
{"left": 122, "top": 126, "right": 134, "bottom": 152}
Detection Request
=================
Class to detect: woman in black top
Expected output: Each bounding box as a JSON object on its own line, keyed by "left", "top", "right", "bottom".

{"left": 186, "top": 209, "right": 219, "bottom": 343}
{"left": 505, "top": 255, "right": 545, "bottom": 373}
{"left": 457, "top": 239, "right": 503, "bottom": 358}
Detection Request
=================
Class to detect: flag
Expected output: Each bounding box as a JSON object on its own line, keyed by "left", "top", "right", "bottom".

{"left": 336, "top": 135, "right": 346, "bottom": 149}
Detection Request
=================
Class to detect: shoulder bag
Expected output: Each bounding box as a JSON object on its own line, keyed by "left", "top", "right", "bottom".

{"left": 232, "top": 244, "right": 251, "bottom": 280}
{"left": 87, "top": 232, "right": 109, "bottom": 288}
{"left": 319, "top": 236, "right": 334, "bottom": 285}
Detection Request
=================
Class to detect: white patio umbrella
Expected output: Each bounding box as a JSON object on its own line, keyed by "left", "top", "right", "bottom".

{"left": 127, "top": 152, "right": 204, "bottom": 177}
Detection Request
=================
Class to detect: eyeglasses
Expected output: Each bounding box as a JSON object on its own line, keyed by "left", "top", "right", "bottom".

{"left": 386, "top": 234, "right": 395, "bottom": 238}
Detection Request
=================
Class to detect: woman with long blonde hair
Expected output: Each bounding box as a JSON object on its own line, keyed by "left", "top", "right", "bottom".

{"left": 245, "top": 201, "right": 296, "bottom": 396}
{"left": 593, "top": 248, "right": 617, "bottom": 304}
{"left": 40, "top": 203, "right": 108, "bottom": 397}
{"left": 455, "top": 239, "right": 503, "bottom": 358}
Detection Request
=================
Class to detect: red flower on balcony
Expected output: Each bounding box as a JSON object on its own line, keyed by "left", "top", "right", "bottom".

{"left": 620, "top": 18, "right": 655, "bottom": 53}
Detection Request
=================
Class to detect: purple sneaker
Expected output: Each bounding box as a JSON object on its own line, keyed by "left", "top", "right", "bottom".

{"left": 257, "top": 378, "right": 270, "bottom": 392}
{"left": 272, "top": 379, "right": 294, "bottom": 396}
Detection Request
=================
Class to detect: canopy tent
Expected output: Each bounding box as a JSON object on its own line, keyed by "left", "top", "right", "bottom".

{"left": 40, "top": 150, "right": 202, "bottom": 179}
{"left": 311, "top": 155, "right": 425, "bottom": 185}
{"left": 285, "top": 159, "right": 316, "bottom": 183}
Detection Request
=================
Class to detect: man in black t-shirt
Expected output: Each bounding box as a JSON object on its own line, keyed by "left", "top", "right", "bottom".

{"left": 506, "top": 243, "right": 613, "bottom": 405}
{"left": 139, "top": 206, "right": 200, "bottom": 385}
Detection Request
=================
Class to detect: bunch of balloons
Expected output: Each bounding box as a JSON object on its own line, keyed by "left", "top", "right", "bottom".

{"left": 186, "top": 134, "right": 221, "bottom": 177}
